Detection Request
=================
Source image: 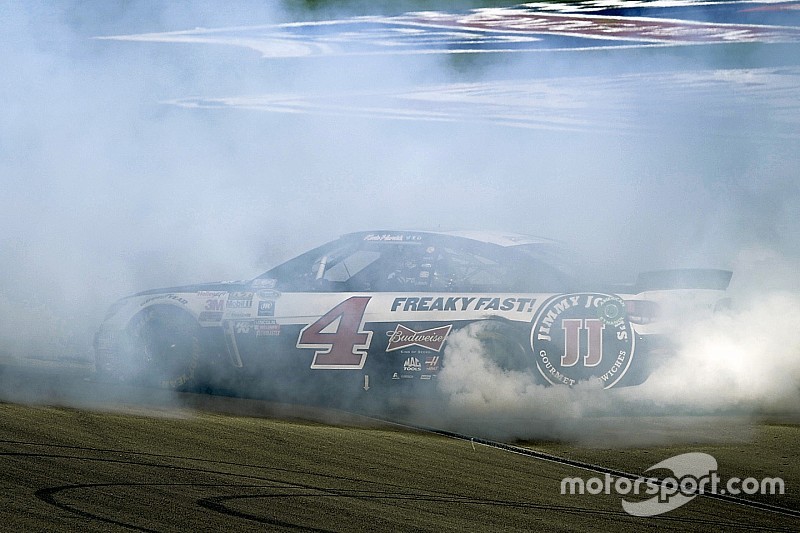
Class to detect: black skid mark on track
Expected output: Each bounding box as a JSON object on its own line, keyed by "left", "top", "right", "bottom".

{"left": 3, "top": 439, "right": 795, "bottom": 531}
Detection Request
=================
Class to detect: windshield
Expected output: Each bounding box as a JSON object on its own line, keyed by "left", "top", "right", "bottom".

{"left": 260, "top": 235, "right": 578, "bottom": 293}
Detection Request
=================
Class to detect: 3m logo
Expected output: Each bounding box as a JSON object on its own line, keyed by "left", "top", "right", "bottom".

{"left": 205, "top": 299, "right": 224, "bottom": 311}
{"left": 386, "top": 324, "right": 452, "bottom": 352}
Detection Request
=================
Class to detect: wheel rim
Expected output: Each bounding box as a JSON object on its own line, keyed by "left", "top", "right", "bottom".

{"left": 131, "top": 307, "right": 200, "bottom": 389}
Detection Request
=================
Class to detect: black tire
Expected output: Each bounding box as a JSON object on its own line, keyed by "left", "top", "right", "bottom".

{"left": 468, "top": 320, "right": 531, "bottom": 372}
{"left": 126, "top": 306, "right": 201, "bottom": 390}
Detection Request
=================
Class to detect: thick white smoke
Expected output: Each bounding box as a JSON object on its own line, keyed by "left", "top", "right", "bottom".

{"left": 430, "top": 247, "right": 800, "bottom": 443}
{"left": 630, "top": 249, "right": 800, "bottom": 413}
{"left": 1, "top": 1, "right": 798, "bottom": 437}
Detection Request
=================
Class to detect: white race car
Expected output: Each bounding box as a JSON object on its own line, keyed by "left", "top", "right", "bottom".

{"left": 95, "top": 230, "right": 731, "bottom": 403}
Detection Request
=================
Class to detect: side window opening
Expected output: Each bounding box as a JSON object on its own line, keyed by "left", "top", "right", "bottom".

{"left": 263, "top": 236, "right": 576, "bottom": 293}
{"left": 431, "top": 247, "right": 507, "bottom": 292}
{"left": 316, "top": 250, "right": 381, "bottom": 284}
{"left": 429, "top": 245, "right": 573, "bottom": 292}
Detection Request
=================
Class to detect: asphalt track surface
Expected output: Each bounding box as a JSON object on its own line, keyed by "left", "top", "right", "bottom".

{"left": 0, "top": 363, "right": 797, "bottom": 531}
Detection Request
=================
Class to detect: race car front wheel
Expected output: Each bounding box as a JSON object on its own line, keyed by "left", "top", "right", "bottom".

{"left": 126, "top": 306, "right": 201, "bottom": 390}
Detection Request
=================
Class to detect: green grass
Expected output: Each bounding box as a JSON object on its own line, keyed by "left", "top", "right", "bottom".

{"left": 0, "top": 400, "right": 796, "bottom": 531}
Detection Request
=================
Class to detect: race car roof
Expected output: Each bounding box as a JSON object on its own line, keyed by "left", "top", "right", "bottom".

{"left": 436, "top": 230, "right": 557, "bottom": 247}
{"left": 346, "top": 230, "right": 558, "bottom": 248}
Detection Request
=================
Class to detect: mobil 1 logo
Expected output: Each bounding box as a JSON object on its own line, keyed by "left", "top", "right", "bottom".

{"left": 531, "top": 293, "right": 635, "bottom": 389}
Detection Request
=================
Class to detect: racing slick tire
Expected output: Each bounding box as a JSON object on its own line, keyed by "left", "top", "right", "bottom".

{"left": 126, "top": 306, "right": 201, "bottom": 390}
{"left": 469, "top": 319, "right": 532, "bottom": 373}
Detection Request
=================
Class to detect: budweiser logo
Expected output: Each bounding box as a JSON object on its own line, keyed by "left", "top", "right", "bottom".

{"left": 386, "top": 324, "right": 452, "bottom": 352}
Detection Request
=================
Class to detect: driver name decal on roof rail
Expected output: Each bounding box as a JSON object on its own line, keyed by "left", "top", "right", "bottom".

{"left": 363, "top": 233, "right": 424, "bottom": 242}
{"left": 391, "top": 296, "right": 536, "bottom": 313}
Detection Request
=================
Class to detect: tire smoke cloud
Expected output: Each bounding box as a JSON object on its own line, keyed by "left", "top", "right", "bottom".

{"left": 0, "top": 1, "right": 798, "bottom": 432}
{"left": 432, "top": 280, "right": 800, "bottom": 443}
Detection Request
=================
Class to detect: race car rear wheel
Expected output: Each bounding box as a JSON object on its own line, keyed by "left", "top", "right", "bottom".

{"left": 469, "top": 320, "right": 531, "bottom": 372}
{"left": 127, "top": 306, "right": 201, "bottom": 390}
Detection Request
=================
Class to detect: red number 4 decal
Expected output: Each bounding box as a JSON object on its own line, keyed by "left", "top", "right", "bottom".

{"left": 297, "top": 296, "right": 373, "bottom": 369}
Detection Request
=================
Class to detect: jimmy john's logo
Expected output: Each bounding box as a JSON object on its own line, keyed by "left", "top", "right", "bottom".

{"left": 531, "top": 293, "right": 635, "bottom": 389}
{"left": 386, "top": 324, "right": 452, "bottom": 352}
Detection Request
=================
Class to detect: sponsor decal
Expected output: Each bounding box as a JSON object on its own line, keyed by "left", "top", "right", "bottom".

{"left": 198, "top": 311, "right": 223, "bottom": 322}
{"left": 197, "top": 291, "right": 226, "bottom": 297}
{"left": 255, "top": 319, "right": 281, "bottom": 337}
{"left": 531, "top": 293, "right": 635, "bottom": 388}
{"left": 251, "top": 278, "right": 277, "bottom": 289}
{"left": 386, "top": 324, "right": 452, "bottom": 353}
{"left": 391, "top": 296, "right": 536, "bottom": 313}
{"left": 392, "top": 372, "right": 400, "bottom": 380}
{"left": 403, "top": 357, "right": 422, "bottom": 371}
{"left": 258, "top": 300, "right": 276, "bottom": 317}
{"left": 235, "top": 321, "right": 252, "bottom": 334}
{"left": 425, "top": 356, "right": 440, "bottom": 371}
{"left": 205, "top": 299, "right": 225, "bottom": 311}
{"left": 231, "top": 292, "right": 253, "bottom": 298}
{"left": 256, "top": 289, "right": 281, "bottom": 300}
{"left": 227, "top": 292, "right": 253, "bottom": 309}
{"left": 228, "top": 311, "right": 252, "bottom": 318}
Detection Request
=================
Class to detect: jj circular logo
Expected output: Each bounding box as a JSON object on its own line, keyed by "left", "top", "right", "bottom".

{"left": 531, "top": 293, "right": 635, "bottom": 388}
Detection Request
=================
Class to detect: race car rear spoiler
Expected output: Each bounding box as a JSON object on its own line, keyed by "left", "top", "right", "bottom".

{"left": 635, "top": 269, "right": 733, "bottom": 292}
